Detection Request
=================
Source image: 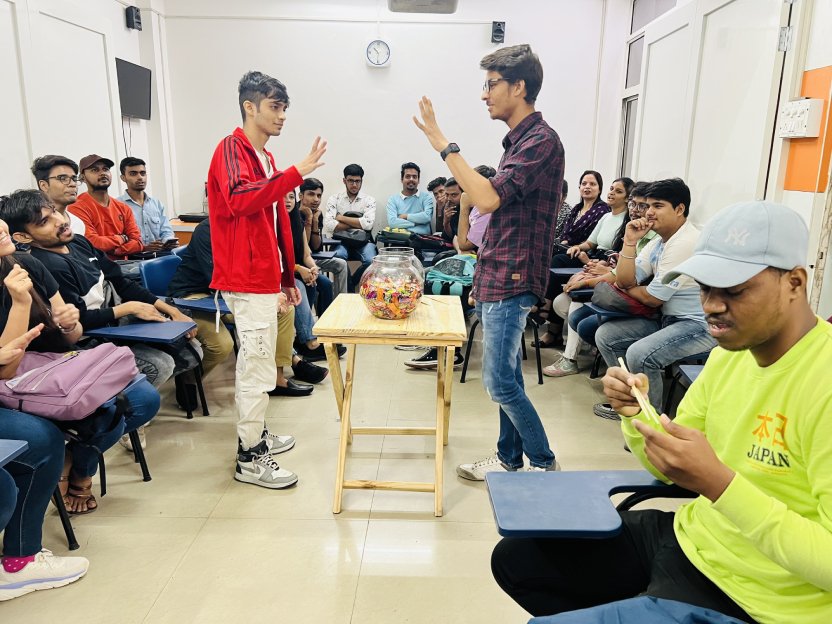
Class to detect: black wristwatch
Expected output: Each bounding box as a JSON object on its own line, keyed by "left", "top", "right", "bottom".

{"left": 440, "top": 142, "right": 460, "bottom": 161}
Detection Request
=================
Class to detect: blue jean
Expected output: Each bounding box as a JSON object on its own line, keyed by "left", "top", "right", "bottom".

{"left": 294, "top": 277, "right": 316, "bottom": 344}
{"left": 0, "top": 409, "right": 65, "bottom": 557}
{"left": 568, "top": 305, "right": 600, "bottom": 346}
{"left": 68, "top": 378, "right": 161, "bottom": 477}
{"left": 313, "top": 274, "right": 333, "bottom": 315}
{"left": 477, "top": 293, "right": 556, "bottom": 469}
{"left": 333, "top": 241, "right": 378, "bottom": 288}
{"left": 595, "top": 317, "right": 717, "bottom": 407}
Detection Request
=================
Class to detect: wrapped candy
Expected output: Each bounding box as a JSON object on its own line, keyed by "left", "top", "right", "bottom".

{"left": 358, "top": 255, "right": 424, "bottom": 320}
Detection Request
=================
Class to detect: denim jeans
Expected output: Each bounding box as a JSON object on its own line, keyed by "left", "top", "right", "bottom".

{"left": 569, "top": 305, "right": 601, "bottom": 346}
{"left": 313, "top": 274, "right": 333, "bottom": 315}
{"left": 68, "top": 377, "right": 161, "bottom": 477}
{"left": 333, "top": 242, "right": 378, "bottom": 289}
{"left": 294, "top": 277, "right": 317, "bottom": 344}
{"left": 0, "top": 409, "right": 65, "bottom": 557}
{"left": 477, "top": 292, "right": 556, "bottom": 469}
{"left": 595, "top": 316, "right": 717, "bottom": 407}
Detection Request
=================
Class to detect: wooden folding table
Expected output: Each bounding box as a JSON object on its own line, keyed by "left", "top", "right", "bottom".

{"left": 313, "top": 294, "right": 466, "bottom": 516}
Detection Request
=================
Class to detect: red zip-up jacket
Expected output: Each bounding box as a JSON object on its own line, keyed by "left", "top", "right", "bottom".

{"left": 207, "top": 127, "right": 300, "bottom": 294}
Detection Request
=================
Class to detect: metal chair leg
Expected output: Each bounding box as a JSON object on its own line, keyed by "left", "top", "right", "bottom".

{"left": 531, "top": 322, "right": 543, "bottom": 384}
{"left": 589, "top": 352, "right": 603, "bottom": 379}
{"left": 460, "top": 318, "right": 479, "bottom": 384}
{"left": 520, "top": 330, "right": 528, "bottom": 360}
{"left": 129, "top": 429, "right": 152, "bottom": 482}
{"left": 175, "top": 376, "right": 194, "bottom": 420}
{"left": 52, "top": 487, "right": 79, "bottom": 551}
{"left": 194, "top": 367, "right": 210, "bottom": 416}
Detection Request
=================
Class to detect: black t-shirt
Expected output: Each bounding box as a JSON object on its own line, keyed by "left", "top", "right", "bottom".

{"left": 168, "top": 219, "right": 213, "bottom": 297}
{"left": 0, "top": 253, "right": 70, "bottom": 352}
{"left": 30, "top": 235, "right": 157, "bottom": 330}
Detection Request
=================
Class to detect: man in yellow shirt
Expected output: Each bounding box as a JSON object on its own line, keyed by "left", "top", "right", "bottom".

{"left": 492, "top": 201, "right": 831, "bottom": 623}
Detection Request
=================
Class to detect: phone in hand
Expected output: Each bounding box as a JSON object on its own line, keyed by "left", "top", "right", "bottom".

{"left": 163, "top": 238, "right": 180, "bottom": 249}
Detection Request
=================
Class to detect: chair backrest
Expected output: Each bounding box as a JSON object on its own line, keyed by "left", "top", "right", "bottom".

{"left": 139, "top": 255, "right": 182, "bottom": 296}
{"left": 171, "top": 245, "right": 188, "bottom": 257}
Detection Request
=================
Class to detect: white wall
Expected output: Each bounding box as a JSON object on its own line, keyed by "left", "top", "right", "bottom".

{"left": 160, "top": 0, "right": 607, "bottom": 223}
{"left": 0, "top": 0, "right": 151, "bottom": 197}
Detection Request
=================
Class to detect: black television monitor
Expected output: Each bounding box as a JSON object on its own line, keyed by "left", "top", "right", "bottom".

{"left": 115, "top": 58, "right": 152, "bottom": 120}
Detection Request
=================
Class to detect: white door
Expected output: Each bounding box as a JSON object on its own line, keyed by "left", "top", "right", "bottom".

{"left": 633, "top": 0, "right": 789, "bottom": 226}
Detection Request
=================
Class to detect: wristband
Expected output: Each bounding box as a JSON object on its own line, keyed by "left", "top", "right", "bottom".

{"left": 58, "top": 322, "right": 78, "bottom": 334}
{"left": 619, "top": 253, "right": 636, "bottom": 259}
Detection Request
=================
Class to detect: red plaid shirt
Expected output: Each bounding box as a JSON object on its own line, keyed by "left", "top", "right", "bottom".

{"left": 472, "top": 112, "right": 564, "bottom": 302}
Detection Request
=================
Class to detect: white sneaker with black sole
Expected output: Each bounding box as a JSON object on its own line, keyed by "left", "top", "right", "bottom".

{"left": 235, "top": 440, "right": 298, "bottom": 489}
{"left": 0, "top": 549, "right": 89, "bottom": 601}
{"left": 404, "top": 348, "right": 465, "bottom": 370}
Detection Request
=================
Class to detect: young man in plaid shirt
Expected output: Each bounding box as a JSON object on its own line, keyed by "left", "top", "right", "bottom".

{"left": 414, "top": 44, "right": 564, "bottom": 479}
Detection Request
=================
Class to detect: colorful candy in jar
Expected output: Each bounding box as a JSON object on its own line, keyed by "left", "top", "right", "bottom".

{"left": 359, "top": 273, "right": 423, "bottom": 319}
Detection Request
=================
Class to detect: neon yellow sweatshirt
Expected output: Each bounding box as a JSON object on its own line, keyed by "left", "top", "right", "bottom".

{"left": 622, "top": 317, "right": 832, "bottom": 624}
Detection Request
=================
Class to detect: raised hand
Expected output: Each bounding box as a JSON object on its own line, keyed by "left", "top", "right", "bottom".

{"left": 4, "top": 265, "right": 33, "bottom": 304}
{"left": 413, "top": 96, "right": 450, "bottom": 152}
{"left": 295, "top": 137, "right": 327, "bottom": 176}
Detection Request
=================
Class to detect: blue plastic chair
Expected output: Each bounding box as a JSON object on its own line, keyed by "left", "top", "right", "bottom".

{"left": 171, "top": 245, "right": 188, "bottom": 257}
{"left": 139, "top": 254, "right": 182, "bottom": 297}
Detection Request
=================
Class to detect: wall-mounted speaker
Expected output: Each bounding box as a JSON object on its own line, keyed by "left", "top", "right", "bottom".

{"left": 125, "top": 6, "right": 142, "bottom": 31}
{"left": 491, "top": 21, "right": 505, "bottom": 44}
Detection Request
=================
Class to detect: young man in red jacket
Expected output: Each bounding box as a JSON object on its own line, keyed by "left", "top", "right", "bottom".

{"left": 208, "top": 70, "right": 325, "bottom": 489}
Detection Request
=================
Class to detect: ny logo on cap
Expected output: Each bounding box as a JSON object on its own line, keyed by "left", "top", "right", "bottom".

{"left": 724, "top": 228, "right": 750, "bottom": 247}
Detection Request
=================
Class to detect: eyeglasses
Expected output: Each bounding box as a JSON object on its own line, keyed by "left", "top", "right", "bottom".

{"left": 48, "top": 175, "right": 81, "bottom": 185}
{"left": 628, "top": 200, "right": 649, "bottom": 211}
{"left": 482, "top": 78, "right": 509, "bottom": 93}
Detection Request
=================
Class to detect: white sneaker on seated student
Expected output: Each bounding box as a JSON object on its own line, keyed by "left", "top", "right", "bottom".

{"left": 494, "top": 201, "right": 832, "bottom": 624}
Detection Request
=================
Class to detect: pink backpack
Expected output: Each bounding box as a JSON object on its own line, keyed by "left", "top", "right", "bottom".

{"left": 0, "top": 343, "right": 139, "bottom": 421}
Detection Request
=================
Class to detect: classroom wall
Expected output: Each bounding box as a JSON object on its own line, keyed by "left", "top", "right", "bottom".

{"left": 158, "top": 0, "right": 617, "bottom": 225}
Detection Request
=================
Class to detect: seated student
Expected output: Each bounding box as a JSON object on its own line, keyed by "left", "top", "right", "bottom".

{"left": 552, "top": 178, "right": 570, "bottom": 243}
{"left": 386, "top": 162, "right": 435, "bottom": 236}
{"left": 117, "top": 157, "right": 177, "bottom": 253}
{"left": 554, "top": 170, "right": 609, "bottom": 263}
{"left": 439, "top": 178, "right": 463, "bottom": 244}
{"left": 542, "top": 177, "right": 635, "bottom": 376}
{"left": 0, "top": 193, "right": 159, "bottom": 514}
{"left": 1, "top": 190, "right": 192, "bottom": 449}
{"left": 286, "top": 190, "right": 344, "bottom": 362}
{"left": 427, "top": 176, "right": 447, "bottom": 232}
{"left": 166, "top": 214, "right": 327, "bottom": 395}
{"left": 593, "top": 178, "right": 716, "bottom": 407}
{"left": 493, "top": 201, "right": 832, "bottom": 624}
{"left": 455, "top": 166, "right": 497, "bottom": 253}
{"left": 0, "top": 329, "right": 89, "bottom": 600}
{"left": 68, "top": 155, "right": 145, "bottom": 258}
{"left": 323, "top": 164, "right": 378, "bottom": 288}
{"left": 298, "top": 178, "right": 349, "bottom": 296}
{"left": 30, "top": 155, "right": 86, "bottom": 236}
{"left": 534, "top": 175, "right": 626, "bottom": 348}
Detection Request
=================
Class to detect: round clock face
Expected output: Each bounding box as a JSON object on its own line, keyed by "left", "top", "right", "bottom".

{"left": 366, "top": 39, "right": 391, "bottom": 66}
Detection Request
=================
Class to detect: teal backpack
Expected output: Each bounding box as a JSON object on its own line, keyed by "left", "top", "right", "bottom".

{"left": 425, "top": 254, "right": 476, "bottom": 297}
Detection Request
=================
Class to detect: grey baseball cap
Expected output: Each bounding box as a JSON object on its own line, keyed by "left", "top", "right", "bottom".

{"left": 662, "top": 201, "right": 808, "bottom": 288}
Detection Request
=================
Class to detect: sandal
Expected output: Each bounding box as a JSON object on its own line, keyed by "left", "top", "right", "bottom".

{"left": 530, "top": 332, "right": 564, "bottom": 349}
{"left": 66, "top": 477, "right": 98, "bottom": 515}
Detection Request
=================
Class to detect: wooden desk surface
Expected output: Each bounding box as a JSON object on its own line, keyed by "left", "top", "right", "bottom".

{"left": 313, "top": 294, "right": 466, "bottom": 346}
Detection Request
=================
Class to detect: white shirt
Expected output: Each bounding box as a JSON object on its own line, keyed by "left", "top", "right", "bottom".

{"left": 323, "top": 191, "right": 377, "bottom": 238}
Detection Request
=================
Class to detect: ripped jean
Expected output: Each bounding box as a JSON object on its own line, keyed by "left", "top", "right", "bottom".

{"left": 476, "top": 292, "right": 556, "bottom": 469}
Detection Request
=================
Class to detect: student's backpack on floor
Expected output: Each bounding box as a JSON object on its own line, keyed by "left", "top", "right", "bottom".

{"left": 425, "top": 254, "right": 476, "bottom": 312}
{"left": 0, "top": 343, "right": 139, "bottom": 421}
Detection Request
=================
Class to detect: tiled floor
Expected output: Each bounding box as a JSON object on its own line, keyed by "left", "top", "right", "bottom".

{"left": 5, "top": 333, "right": 647, "bottom": 623}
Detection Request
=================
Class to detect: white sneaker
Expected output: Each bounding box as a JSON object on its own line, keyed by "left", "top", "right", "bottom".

{"left": 0, "top": 549, "right": 89, "bottom": 601}
{"left": 261, "top": 429, "right": 295, "bottom": 455}
{"left": 526, "top": 461, "right": 562, "bottom": 472}
{"left": 456, "top": 452, "right": 516, "bottom": 481}
{"left": 235, "top": 441, "right": 298, "bottom": 489}
{"left": 542, "top": 357, "right": 580, "bottom": 377}
{"left": 118, "top": 426, "right": 147, "bottom": 452}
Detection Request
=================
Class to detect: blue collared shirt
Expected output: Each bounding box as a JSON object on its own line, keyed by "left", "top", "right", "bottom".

{"left": 118, "top": 192, "right": 175, "bottom": 243}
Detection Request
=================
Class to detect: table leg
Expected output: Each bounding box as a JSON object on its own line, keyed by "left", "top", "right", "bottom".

{"left": 442, "top": 346, "right": 455, "bottom": 446}
{"left": 331, "top": 344, "right": 357, "bottom": 514}
{"left": 325, "top": 344, "right": 345, "bottom": 420}
{"left": 434, "top": 346, "right": 447, "bottom": 517}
